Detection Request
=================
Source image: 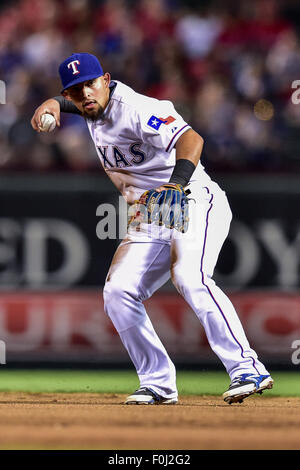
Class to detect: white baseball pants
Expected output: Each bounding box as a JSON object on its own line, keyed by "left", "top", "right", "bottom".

{"left": 103, "top": 180, "right": 269, "bottom": 399}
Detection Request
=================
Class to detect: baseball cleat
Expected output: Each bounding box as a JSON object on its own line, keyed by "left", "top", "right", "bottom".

{"left": 125, "top": 387, "right": 178, "bottom": 405}
{"left": 223, "top": 374, "right": 274, "bottom": 404}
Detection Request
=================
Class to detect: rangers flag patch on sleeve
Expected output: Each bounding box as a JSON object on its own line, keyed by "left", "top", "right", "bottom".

{"left": 147, "top": 115, "right": 165, "bottom": 130}
{"left": 147, "top": 115, "right": 176, "bottom": 130}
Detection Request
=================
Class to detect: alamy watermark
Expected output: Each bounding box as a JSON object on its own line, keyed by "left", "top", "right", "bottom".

{"left": 291, "top": 80, "right": 300, "bottom": 105}
{"left": 96, "top": 197, "right": 129, "bottom": 240}
{"left": 96, "top": 195, "right": 196, "bottom": 242}
{"left": 0, "top": 80, "right": 6, "bottom": 104}
{"left": 291, "top": 340, "right": 300, "bottom": 365}
{"left": 0, "top": 341, "right": 6, "bottom": 364}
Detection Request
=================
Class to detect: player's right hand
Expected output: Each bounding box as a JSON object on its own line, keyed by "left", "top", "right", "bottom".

{"left": 31, "top": 99, "right": 60, "bottom": 132}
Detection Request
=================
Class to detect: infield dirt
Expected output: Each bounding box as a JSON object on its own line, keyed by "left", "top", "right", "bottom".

{"left": 0, "top": 392, "right": 299, "bottom": 450}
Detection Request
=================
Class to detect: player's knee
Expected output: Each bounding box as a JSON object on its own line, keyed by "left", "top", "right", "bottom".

{"left": 103, "top": 279, "right": 123, "bottom": 321}
{"left": 200, "top": 271, "right": 216, "bottom": 288}
{"left": 103, "top": 276, "right": 141, "bottom": 309}
{"left": 103, "top": 278, "right": 125, "bottom": 304}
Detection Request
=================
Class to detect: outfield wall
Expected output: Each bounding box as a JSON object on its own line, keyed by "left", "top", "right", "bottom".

{"left": 0, "top": 291, "right": 299, "bottom": 367}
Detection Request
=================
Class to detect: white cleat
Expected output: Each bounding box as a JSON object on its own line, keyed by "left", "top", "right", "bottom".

{"left": 223, "top": 374, "right": 274, "bottom": 404}
{"left": 125, "top": 387, "right": 178, "bottom": 405}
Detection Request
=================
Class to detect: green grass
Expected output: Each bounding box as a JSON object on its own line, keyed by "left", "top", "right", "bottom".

{"left": 0, "top": 370, "right": 298, "bottom": 396}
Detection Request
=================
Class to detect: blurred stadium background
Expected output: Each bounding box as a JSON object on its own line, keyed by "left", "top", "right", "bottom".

{"left": 0, "top": 0, "right": 300, "bottom": 371}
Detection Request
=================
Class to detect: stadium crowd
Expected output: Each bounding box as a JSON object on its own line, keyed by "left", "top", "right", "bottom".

{"left": 0, "top": 0, "right": 300, "bottom": 173}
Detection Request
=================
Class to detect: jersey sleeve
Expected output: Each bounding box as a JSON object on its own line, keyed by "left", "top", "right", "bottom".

{"left": 137, "top": 100, "right": 191, "bottom": 152}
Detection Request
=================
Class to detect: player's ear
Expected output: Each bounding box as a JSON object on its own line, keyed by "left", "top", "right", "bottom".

{"left": 62, "top": 90, "right": 72, "bottom": 102}
{"left": 102, "top": 72, "right": 111, "bottom": 88}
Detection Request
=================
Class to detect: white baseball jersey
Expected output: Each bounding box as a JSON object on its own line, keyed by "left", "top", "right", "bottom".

{"left": 79, "top": 79, "right": 269, "bottom": 400}
{"left": 86, "top": 80, "right": 211, "bottom": 204}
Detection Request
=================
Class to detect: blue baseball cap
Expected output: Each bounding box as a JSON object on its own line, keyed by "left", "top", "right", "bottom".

{"left": 59, "top": 53, "right": 104, "bottom": 93}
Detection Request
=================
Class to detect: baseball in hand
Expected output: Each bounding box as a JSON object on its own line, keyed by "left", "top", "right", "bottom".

{"left": 39, "top": 113, "right": 56, "bottom": 132}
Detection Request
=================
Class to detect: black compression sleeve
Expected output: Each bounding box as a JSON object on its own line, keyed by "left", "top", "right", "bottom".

{"left": 53, "top": 96, "right": 82, "bottom": 115}
{"left": 169, "top": 159, "right": 196, "bottom": 187}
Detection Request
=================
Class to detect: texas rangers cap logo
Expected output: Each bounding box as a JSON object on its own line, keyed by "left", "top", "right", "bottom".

{"left": 59, "top": 52, "right": 104, "bottom": 92}
{"left": 67, "top": 60, "right": 80, "bottom": 75}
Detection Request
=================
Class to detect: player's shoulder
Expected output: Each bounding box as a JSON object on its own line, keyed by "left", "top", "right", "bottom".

{"left": 111, "top": 80, "right": 174, "bottom": 116}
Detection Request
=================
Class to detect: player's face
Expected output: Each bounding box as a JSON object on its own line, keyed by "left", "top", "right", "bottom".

{"left": 63, "top": 74, "right": 111, "bottom": 121}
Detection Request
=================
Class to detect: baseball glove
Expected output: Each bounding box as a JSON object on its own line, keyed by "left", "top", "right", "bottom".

{"left": 129, "top": 184, "right": 190, "bottom": 233}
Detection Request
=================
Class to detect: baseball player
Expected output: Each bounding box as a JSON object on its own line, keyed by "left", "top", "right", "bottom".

{"left": 31, "top": 53, "right": 274, "bottom": 405}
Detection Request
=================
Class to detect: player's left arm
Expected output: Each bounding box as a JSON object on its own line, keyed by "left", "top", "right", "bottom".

{"left": 174, "top": 128, "right": 204, "bottom": 167}
{"left": 156, "top": 129, "right": 204, "bottom": 191}
{"left": 133, "top": 129, "right": 204, "bottom": 232}
{"left": 133, "top": 109, "right": 204, "bottom": 232}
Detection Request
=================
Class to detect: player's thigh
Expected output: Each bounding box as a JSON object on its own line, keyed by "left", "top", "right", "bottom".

{"left": 171, "top": 182, "right": 232, "bottom": 280}
{"left": 105, "top": 238, "right": 171, "bottom": 300}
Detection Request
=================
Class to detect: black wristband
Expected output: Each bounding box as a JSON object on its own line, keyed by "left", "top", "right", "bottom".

{"left": 169, "top": 159, "right": 196, "bottom": 187}
{"left": 53, "top": 96, "right": 82, "bottom": 115}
